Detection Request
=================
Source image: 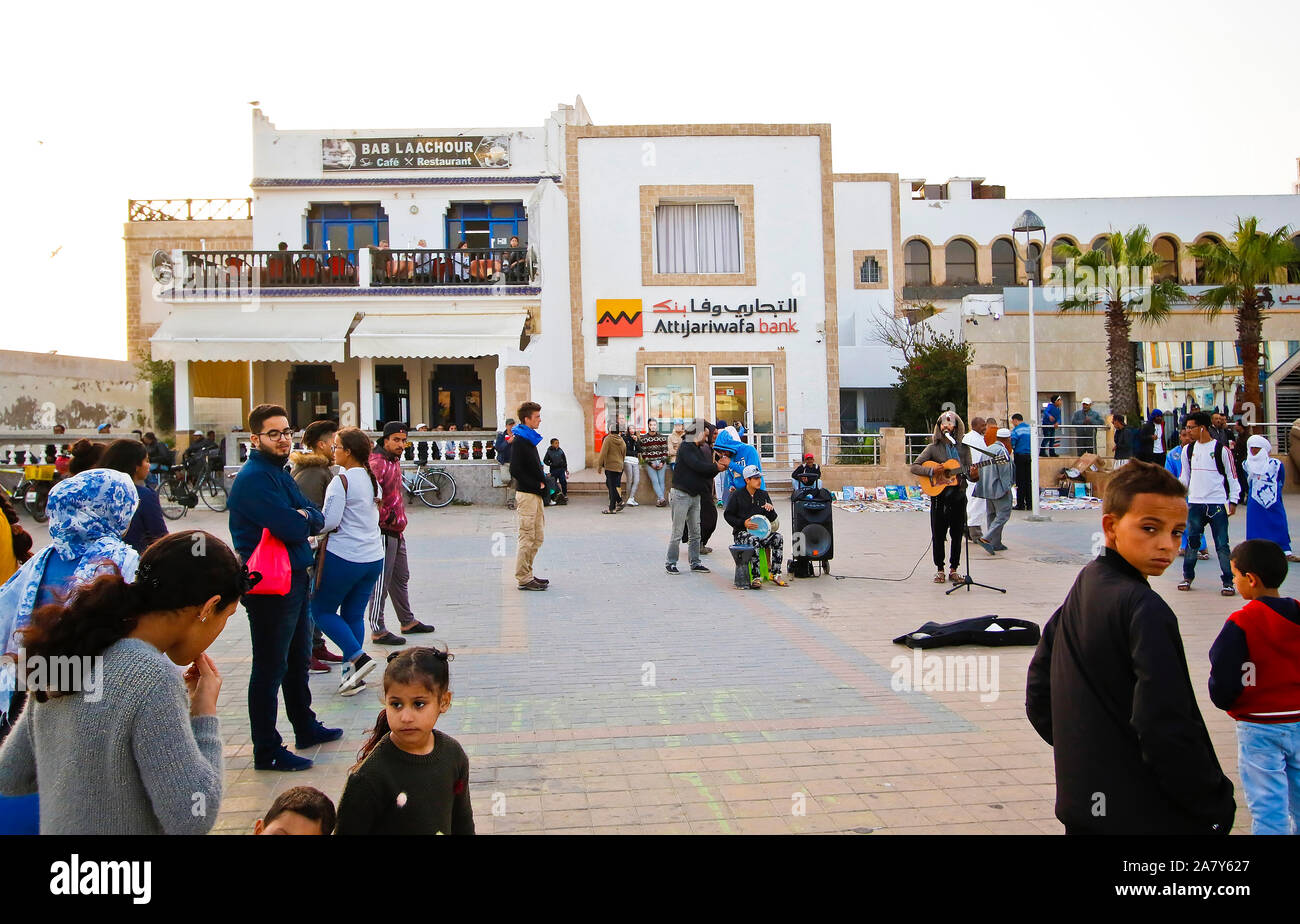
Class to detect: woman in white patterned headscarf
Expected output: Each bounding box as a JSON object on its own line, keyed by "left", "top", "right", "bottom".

{"left": 1, "top": 468, "right": 139, "bottom": 722}
{"left": 1243, "top": 435, "right": 1300, "bottom": 562}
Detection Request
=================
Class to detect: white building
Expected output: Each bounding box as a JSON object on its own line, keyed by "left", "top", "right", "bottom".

{"left": 144, "top": 101, "right": 1299, "bottom": 471}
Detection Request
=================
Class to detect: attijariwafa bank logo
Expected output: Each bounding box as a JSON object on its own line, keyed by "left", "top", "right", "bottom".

{"left": 596, "top": 297, "right": 801, "bottom": 340}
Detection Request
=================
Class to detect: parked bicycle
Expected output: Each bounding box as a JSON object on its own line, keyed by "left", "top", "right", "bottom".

{"left": 156, "top": 465, "right": 200, "bottom": 521}
{"left": 403, "top": 463, "right": 457, "bottom": 508}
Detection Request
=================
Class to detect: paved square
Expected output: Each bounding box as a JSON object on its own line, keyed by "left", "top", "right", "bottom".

{"left": 34, "top": 492, "right": 1287, "bottom": 834}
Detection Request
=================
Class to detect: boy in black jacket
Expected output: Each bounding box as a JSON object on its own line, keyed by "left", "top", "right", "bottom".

{"left": 543, "top": 438, "right": 568, "bottom": 499}
{"left": 1026, "top": 460, "right": 1235, "bottom": 834}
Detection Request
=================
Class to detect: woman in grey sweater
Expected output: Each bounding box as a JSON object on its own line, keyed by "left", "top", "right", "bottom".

{"left": 0, "top": 530, "right": 248, "bottom": 834}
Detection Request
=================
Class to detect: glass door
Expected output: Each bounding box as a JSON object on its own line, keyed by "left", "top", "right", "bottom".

{"left": 712, "top": 378, "right": 749, "bottom": 434}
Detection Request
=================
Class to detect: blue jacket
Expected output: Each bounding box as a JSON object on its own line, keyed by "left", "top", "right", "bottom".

{"left": 227, "top": 449, "right": 324, "bottom": 571}
{"left": 712, "top": 429, "right": 766, "bottom": 491}
{"left": 1010, "top": 422, "right": 1032, "bottom": 455}
{"left": 1041, "top": 404, "right": 1060, "bottom": 427}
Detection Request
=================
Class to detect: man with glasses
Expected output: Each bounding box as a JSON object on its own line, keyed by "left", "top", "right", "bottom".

{"left": 228, "top": 404, "right": 340, "bottom": 772}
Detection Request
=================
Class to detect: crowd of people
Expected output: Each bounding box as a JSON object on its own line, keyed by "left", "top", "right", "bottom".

{"left": 3, "top": 401, "right": 1299, "bottom": 836}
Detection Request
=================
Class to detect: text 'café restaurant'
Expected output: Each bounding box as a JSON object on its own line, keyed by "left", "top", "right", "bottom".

{"left": 150, "top": 101, "right": 899, "bottom": 468}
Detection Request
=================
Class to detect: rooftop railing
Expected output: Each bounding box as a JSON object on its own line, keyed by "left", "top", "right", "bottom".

{"left": 128, "top": 198, "right": 253, "bottom": 221}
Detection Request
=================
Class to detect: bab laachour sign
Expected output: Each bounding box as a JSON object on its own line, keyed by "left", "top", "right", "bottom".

{"left": 322, "top": 136, "right": 511, "bottom": 171}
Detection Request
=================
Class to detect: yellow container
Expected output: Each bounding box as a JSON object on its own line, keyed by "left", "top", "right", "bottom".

{"left": 23, "top": 464, "right": 56, "bottom": 481}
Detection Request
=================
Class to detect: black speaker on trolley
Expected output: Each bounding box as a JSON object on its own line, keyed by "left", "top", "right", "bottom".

{"left": 791, "top": 486, "right": 834, "bottom": 576}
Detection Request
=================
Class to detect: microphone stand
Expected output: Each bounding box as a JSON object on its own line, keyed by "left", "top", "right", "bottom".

{"left": 945, "top": 439, "right": 1007, "bottom": 596}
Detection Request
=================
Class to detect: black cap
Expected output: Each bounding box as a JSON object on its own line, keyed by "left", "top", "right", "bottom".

{"left": 382, "top": 421, "right": 409, "bottom": 439}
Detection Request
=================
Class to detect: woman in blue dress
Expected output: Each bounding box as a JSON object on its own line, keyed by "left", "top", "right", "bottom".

{"left": 1243, "top": 435, "right": 1300, "bottom": 562}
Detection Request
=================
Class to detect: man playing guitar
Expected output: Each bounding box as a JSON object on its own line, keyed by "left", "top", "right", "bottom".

{"left": 909, "top": 410, "right": 979, "bottom": 584}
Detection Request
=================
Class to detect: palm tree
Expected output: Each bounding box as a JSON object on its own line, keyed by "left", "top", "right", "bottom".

{"left": 1188, "top": 218, "right": 1299, "bottom": 426}
{"left": 1052, "top": 226, "right": 1187, "bottom": 419}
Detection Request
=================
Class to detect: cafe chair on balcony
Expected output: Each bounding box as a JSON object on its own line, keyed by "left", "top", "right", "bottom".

{"left": 327, "top": 254, "right": 355, "bottom": 284}
{"left": 295, "top": 256, "right": 320, "bottom": 284}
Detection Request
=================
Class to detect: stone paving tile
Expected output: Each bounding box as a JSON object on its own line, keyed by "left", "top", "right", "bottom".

{"left": 41, "top": 493, "right": 1281, "bottom": 835}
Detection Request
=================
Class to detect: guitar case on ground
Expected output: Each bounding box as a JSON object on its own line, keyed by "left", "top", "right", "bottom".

{"left": 892, "top": 615, "right": 1040, "bottom": 649}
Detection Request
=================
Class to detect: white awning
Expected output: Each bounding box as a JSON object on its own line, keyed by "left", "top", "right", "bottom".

{"left": 349, "top": 311, "right": 527, "bottom": 359}
{"left": 150, "top": 307, "right": 357, "bottom": 362}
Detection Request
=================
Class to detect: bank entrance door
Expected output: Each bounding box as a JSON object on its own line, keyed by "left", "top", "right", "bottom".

{"left": 710, "top": 365, "right": 775, "bottom": 459}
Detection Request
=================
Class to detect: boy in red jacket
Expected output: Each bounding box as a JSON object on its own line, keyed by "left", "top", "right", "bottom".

{"left": 1209, "top": 539, "right": 1300, "bottom": 834}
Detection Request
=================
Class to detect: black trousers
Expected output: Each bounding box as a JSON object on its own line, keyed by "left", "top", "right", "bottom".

{"left": 550, "top": 468, "right": 568, "bottom": 495}
{"left": 605, "top": 470, "right": 622, "bottom": 511}
{"left": 930, "top": 485, "right": 966, "bottom": 570}
{"left": 683, "top": 489, "right": 718, "bottom": 546}
{"left": 1013, "top": 453, "right": 1032, "bottom": 510}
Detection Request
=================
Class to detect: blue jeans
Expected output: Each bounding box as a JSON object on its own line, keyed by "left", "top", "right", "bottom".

{"left": 1236, "top": 721, "right": 1300, "bottom": 835}
{"left": 645, "top": 462, "right": 666, "bottom": 501}
{"left": 311, "top": 553, "right": 384, "bottom": 662}
{"left": 243, "top": 569, "right": 318, "bottom": 760}
{"left": 1183, "top": 503, "right": 1231, "bottom": 585}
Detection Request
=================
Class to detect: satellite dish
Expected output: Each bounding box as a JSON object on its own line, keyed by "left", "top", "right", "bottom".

{"left": 151, "top": 250, "right": 174, "bottom": 285}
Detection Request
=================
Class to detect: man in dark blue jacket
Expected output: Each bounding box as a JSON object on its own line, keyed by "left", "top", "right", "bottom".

{"left": 228, "top": 404, "right": 338, "bottom": 772}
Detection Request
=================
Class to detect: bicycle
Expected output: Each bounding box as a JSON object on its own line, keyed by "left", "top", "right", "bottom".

{"left": 156, "top": 465, "right": 199, "bottom": 521}
{"left": 403, "top": 463, "right": 457, "bottom": 508}
{"left": 191, "top": 455, "right": 228, "bottom": 513}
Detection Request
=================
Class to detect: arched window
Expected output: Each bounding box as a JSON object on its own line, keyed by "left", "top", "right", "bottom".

{"left": 1026, "top": 243, "right": 1042, "bottom": 285}
{"left": 1153, "top": 235, "right": 1179, "bottom": 282}
{"left": 1195, "top": 234, "right": 1223, "bottom": 284}
{"left": 945, "top": 239, "right": 977, "bottom": 284}
{"left": 905, "top": 240, "right": 931, "bottom": 286}
{"left": 859, "top": 255, "right": 882, "bottom": 285}
{"left": 1051, "top": 237, "right": 1077, "bottom": 271}
{"left": 991, "top": 238, "right": 1017, "bottom": 286}
{"left": 1289, "top": 234, "right": 1300, "bottom": 284}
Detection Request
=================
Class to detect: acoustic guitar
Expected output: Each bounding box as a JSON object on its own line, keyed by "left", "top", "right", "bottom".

{"left": 916, "top": 455, "right": 1009, "bottom": 497}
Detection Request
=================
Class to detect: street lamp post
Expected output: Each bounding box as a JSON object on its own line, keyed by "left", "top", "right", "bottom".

{"left": 1013, "top": 210, "right": 1051, "bottom": 522}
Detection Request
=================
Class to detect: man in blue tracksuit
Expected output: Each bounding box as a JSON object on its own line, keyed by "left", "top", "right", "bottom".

{"left": 713, "top": 427, "right": 765, "bottom": 503}
{"left": 1010, "top": 413, "right": 1033, "bottom": 510}
{"left": 228, "top": 403, "right": 338, "bottom": 772}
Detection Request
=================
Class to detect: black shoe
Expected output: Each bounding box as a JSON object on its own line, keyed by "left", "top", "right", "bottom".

{"left": 518, "top": 578, "right": 548, "bottom": 591}
{"left": 666, "top": 563, "right": 681, "bottom": 575}
{"left": 400, "top": 620, "right": 435, "bottom": 635}
{"left": 295, "top": 724, "right": 343, "bottom": 750}
{"left": 533, "top": 577, "right": 550, "bottom": 585}
{"left": 372, "top": 631, "right": 406, "bottom": 646}
{"left": 254, "top": 746, "right": 313, "bottom": 772}
{"left": 993, "top": 543, "right": 1009, "bottom": 552}
{"left": 690, "top": 564, "right": 711, "bottom": 573}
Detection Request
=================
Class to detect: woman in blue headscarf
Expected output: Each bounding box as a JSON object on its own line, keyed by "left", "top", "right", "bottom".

{"left": 0, "top": 468, "right": 138, "bottom": 834}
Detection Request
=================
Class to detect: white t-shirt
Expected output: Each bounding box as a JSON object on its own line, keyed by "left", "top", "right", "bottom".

{"left": 1179, "top": 440, "right": 1241, "bottom": 505}
{"left": 320, "top": 469, "right": 384, "bottom": 563}
{"left": 1151, "top": 421, "right": 1165, "bottom": 455}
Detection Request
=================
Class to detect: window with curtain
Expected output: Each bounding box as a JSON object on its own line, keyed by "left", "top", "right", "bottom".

{"left": 945, "top": 239, "right": 977, "bottom": 284}
{"left": 991, "top": 239, "right": 1016, "bottom": 286}
{"left": 655, "top": 203, "right": 741, "bottom": 274}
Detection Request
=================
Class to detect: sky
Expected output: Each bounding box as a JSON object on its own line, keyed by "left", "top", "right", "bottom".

{"left": 3, "top": 0, "right": 1297, "bottom": 361}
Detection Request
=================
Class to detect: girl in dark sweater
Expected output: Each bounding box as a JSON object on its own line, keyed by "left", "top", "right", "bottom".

{"left": 336, "top": 647, "right": 474, "bottom": 835}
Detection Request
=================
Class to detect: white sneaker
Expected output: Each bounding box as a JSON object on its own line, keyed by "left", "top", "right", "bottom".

{"left": 628, "top": 499, "right": 640, "bottom": 506}
{"left": 338, "top": 653, "right": 377, "bottom": 695}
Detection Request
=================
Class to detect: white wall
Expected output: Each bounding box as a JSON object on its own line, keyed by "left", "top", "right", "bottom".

{"left": 833, "top": 179, "right": 899, "bottom": 388}
{"left": 577, "top": 134, "right": 831, "bottom": 432}
{"left": 902, "top": 191, "right": 1300, "bottom": 250}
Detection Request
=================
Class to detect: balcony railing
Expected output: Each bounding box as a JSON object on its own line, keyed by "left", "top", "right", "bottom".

{"left": 129, "top": 198, "right": 253, "bottom": 221}
{"left": 162, "top": 247, "right": 537, "bottom": 297}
